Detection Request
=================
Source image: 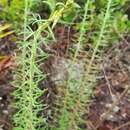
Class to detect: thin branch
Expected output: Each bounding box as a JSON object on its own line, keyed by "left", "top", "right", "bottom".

{"left": 102, "top": 63, "right": 114, "bottom": 98}
{"left": 114, "top": 121, "right": 130, "bottom": 130}
{"left": 95, "top": 85, "right": 130, "bottom": 129}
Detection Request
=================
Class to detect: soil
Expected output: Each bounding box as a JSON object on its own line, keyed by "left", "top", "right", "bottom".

{"left": 0, "top": 22, "right": 16, "bottom": 130}
{"left": 86, "top": 37, "right": 130, "bottom": 130}
{"left": 39, "top": 25, "right": 77, "bottom": 125}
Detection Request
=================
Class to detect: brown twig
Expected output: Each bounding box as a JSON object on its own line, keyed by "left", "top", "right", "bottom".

{"left": 87, "top": 121, "right": 97, "bottom": 130}
{"left": 0, "top": 119, "right": 13, "bottom": 129}
{"left": 95, "top": 85, "right": 130, "bottom": 129}
{"left": 102, "top": 63, "right": 114, "bottom": 98}
{"left": 114, "top": 121, "right": 130, "bottom": 130}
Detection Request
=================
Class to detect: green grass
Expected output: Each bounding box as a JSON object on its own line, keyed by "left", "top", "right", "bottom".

{"left": 12, "top": 0, "right": 46, "bottom": 130}
{"left": 9, "top": 0, "right": 130, "bottom": 130}
{"left": 48, "top": 0, "right": 129, "bottom": 129}
{"left": 12, "top": 0, "right": 79, "bottom": 130}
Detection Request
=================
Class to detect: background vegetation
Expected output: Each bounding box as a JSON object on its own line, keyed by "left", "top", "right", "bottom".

{"left": 0, "top": 0, "right": 130, "bottom": 130}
